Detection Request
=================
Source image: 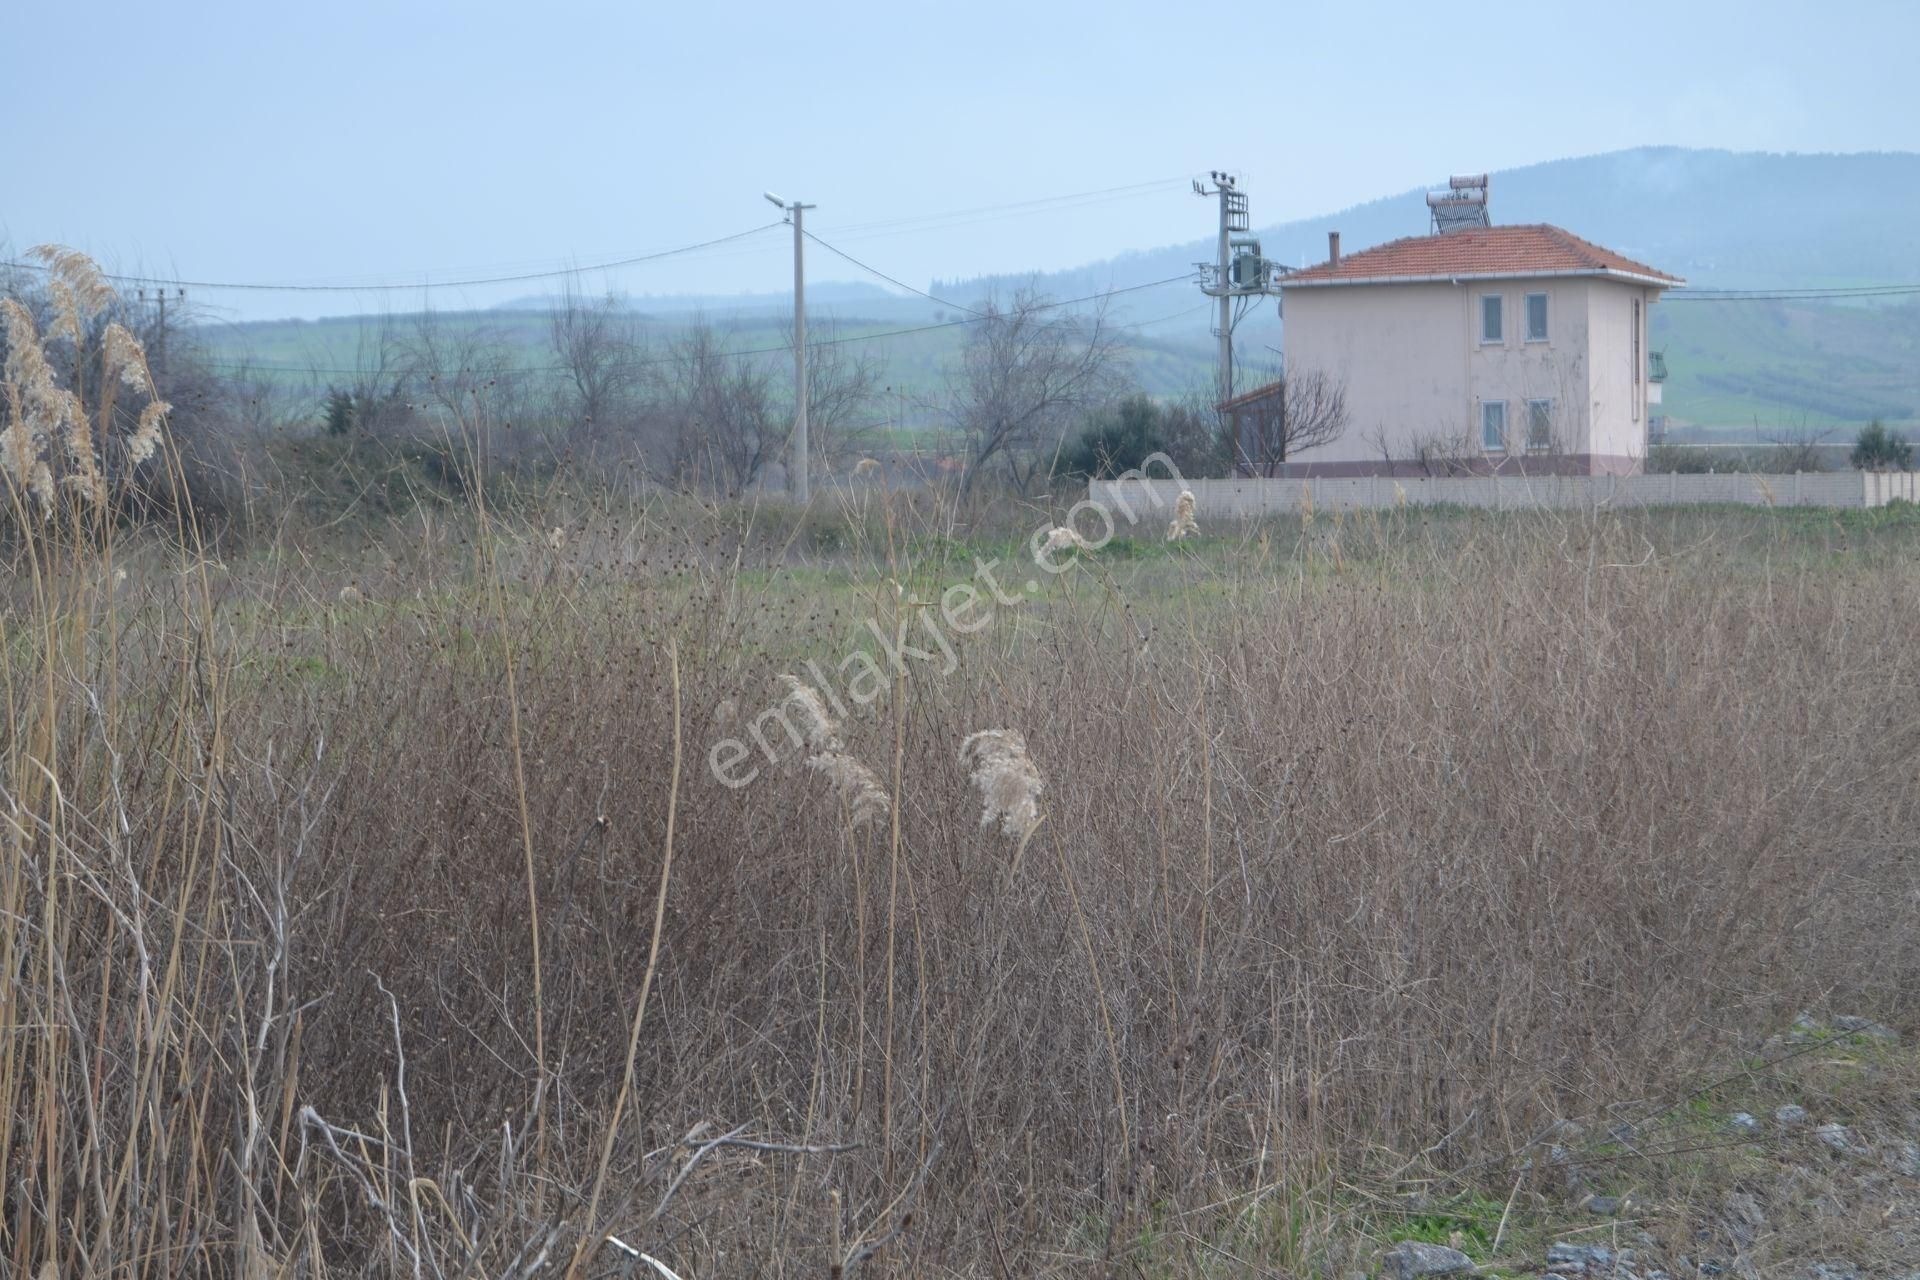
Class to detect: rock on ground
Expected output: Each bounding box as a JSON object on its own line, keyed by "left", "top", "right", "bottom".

{"left": 1376, "top": 1240, "right": 1473, "bottom": 1278}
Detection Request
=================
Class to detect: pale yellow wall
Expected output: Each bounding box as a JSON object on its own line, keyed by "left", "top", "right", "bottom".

{"left": 1584, "top": 280, "right": 1656, "bottom": 463}
{"left": 1280, "top": 282, "right": 1469, "bottom": 466}
{"left": 1464, "top": 279, "right": 1592, "bottom": 457}
{"left": 1281, "top": 275, "right": 1658, "bottom": 469}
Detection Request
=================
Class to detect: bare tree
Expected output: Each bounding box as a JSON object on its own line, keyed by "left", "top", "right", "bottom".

{"left": 660, "top": 323, "right": 779, "bottom": 494}
{"left": 946, "top": 290, "right": 1125, "bottom": 496}
{"left": 1223, "top": 366, "right": 1349, "bottom": 476}
{"left": 548, "top": 285, "right": 643, "bottom": 448}
{"left": 316, "top": 313, "right": 410, "bottom": 437}
{"left": 1761, "top": 420, "right": 1835, "bottom": 472}
{"left": 794, "top": 321, "right": 883, "bottom": 475}
{"left": 217, "top": 358, "right": 306, "bottom": 438}
{"left": 400, "top": 311, "right": 518, "bottom": 422}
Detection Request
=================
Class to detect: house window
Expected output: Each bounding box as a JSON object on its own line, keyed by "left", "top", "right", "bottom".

{"left": 1481, "top": 400, "right": 1507, "bottom": 451}
{"left": 1480, "top": 294, "right": 1503, "bottom": 344}
{"left": 1525, "top": 292, "right": 1548, "bottom": 342}
{"left": 1526, "top": 399, "right": 1553, "bottom": 453}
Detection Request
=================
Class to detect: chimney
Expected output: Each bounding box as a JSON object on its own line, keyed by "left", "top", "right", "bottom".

{"left": 1328, "top": 230, "right": 1341, "bottom": 267}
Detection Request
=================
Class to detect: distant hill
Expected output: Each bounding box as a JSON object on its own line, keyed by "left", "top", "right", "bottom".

{"left": 199, "top": 149, "right": 1920, "bottom": 433}
{"left": 938, "top": 147, "right": 1920, "bottom": 298}
{"left": 927, "top": 147, "right": 1920, "bottom": 432}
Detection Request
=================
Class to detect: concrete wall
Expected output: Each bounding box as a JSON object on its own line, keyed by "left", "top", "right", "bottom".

{"left": 1863, "top": 471, "right": 1920, "bottom": 505}
{"left": 1279, "top": 275, "right": 1660, "bottom": 476}
{"left": 1090, "top": 471, "right": 1916, "bottom": 519}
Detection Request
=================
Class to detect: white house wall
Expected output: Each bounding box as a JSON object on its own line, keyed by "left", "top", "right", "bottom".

{"left": 1585, "top": 280, "right": 1656, "bottom": 467}
{"left": 1278, "top": 276, "right": 1656, "bottom": 476}
{"left": 1280, "top": 282, "right": 1468, "bottom": 471}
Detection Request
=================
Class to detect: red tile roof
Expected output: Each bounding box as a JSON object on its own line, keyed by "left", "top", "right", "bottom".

{"left": 1279, "top": 224, "right": 1682, "bottom": 288}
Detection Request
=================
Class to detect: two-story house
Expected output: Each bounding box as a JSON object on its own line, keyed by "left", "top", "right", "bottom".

{"left": 1273, "top": 223, "right": 1683, "bottom": 476}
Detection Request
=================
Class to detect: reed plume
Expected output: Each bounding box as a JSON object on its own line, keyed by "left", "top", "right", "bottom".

{"left": 779, "top": 675, "right": 892, "bottom": 828}
{"left": 103, "top": 323, "right": 150, "bottom": 394}
{"left": 1038, "top": 526, "right": 1092, "bottom": 562}
{"left": 1, "top": 298, "right": 77, "bottom": 512}
{"left": 2, "top": 249, "right": 168, "bottom": 514}
{"left": 127, "top": 400, "right": 168, "bottom": 467}
{"left": 777, "top": 673, "right": 843, "bottom": 752}
{"left": 959, "top": 729, "right": 1044, "bottom": 840}
{"left": 808, "top": 750, "right": 891, "bottom": 829}
{"left": 29, "top": 244, "right": 117, "bottom": 320}
{"left": 1166, "top": 489, "right": 1199, "bottom": 541}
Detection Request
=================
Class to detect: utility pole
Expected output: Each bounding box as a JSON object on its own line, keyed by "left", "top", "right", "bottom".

{"left": 1194, "top": 171, "right": 1282, "bottom": 474}
{"left": 138, "top": 286, "right": 184, "bottom": 385}
{"left": 765, "top": 191, "right": 816, "bottom": 503}
{"left": 1193, "top": 171, "right": 1248, "bottom": 407}
{"left": 1215, "top": 183, "right": 1232, "bottom": 406}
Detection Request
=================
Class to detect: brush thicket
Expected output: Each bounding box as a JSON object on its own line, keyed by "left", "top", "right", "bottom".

{"left": 2, "top": 374, "right": 1918, "bottom": 1275}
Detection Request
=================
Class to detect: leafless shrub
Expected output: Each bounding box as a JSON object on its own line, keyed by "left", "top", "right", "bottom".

{"left": 1761, "top": 421, "right": 1836, "bottom": 473}
{"left": 798, "top": 321, "right": 883, "bottom": 478}
{"left": 659, "top": 322, "right": 779, "bottom": 492}
{"left": 321, "top": 311, "right": 415, "bottom": 437}
{"left": 1370, "top": 420, "right": 1487, "bottom": 476}
{"left": 1224, "top": 365, "right": 1349, "bottom": 475}
{"left": 548, "top": 283, "right": 645, "bottom": 449}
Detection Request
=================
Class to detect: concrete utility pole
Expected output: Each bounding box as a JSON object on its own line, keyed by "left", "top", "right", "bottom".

{"left": 1194, "top": 171, "right": 1285, "bottom": 475}
{"left": 1193, "top": 171, "right": 1248, "bottom": 408}
{"left": 1215, "top": 187, "right": 1232, "bottom": 407}
{"left": 139, "top": 286, "right": 184, "bottom": 385}
{"left": 765, "top": 191, "right": 816, "bottom": 503}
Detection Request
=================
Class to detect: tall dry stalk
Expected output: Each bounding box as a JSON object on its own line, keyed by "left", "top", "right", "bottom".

{"left": 1, "top": 403, "right": 1916, "bottom": 1279}
{"left": 569, "top": 640, "right": 683, "bottom": 1278}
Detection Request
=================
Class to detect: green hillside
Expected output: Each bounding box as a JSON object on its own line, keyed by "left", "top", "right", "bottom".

{"left": 1654, "top": 296, "right": 1920, "bottom": 429}
{"left": 200, "top": 291, "right": 1916, "bottom": 437}
{"left": 199, "top": 288, "right": 1225, "bottom": 431}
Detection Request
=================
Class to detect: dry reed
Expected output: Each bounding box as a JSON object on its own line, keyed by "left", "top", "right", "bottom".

{"left": 959, "top": 728, "right": 1045, "bottom": 840}
{"left": 1166, "top": 488, "right": 1199, "bottom": 540}
{"left": 2, "top": 482, "right": 1917, "bottom": 1277}
{"left": 1, "top": 247, "right": 169, "bottom": 516}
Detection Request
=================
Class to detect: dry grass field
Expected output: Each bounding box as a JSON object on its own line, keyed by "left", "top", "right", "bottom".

{"left": 6, "top": 466, "right": 1920, "bottom": 1276}
{"left": 7, "top": 249, "right": 1920, "bottom": 1279}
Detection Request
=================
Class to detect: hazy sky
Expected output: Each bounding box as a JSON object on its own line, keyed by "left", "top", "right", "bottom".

{"left": 7, "top": 0, "right": 1915, "bottom": 321}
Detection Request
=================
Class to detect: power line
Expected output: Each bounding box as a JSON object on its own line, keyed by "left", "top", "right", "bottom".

{"left": 0, "top": 175, "right": 1192, "bottom": 296}
{"left": 1666, "top": 283, "right": 1920, "bottom": 302}
{"left": 0, "top": 223, "right": 786, "bottom": 293}
{"left": 1117, "top": 303, "right": 1214, "bottom": 331}
{"left": 799, "top": 230, "right": 984, "bottom": 315}
{"left": 199, "top": 274, "right": 1199, "bottom": 377}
